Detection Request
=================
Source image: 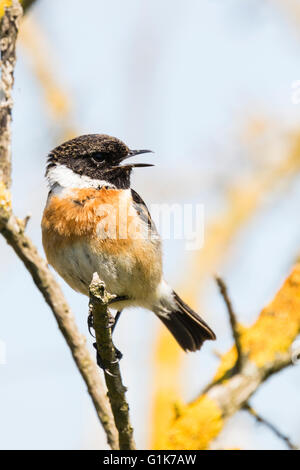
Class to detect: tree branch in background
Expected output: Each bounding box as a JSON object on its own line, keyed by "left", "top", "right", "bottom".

{"left": 19, "top": 14, "right": 78, "bottom": 140}
{"left": 0, "top": 1, "right": 118, "bottom": 450}
{"left": 243, "top": 403, "right": 298, "bottom": 451}
{"left": 159, "top": 263, "right": 300, "bottom": 449}
{"left": 89, "top": 274, "right": 136, "bottom": 450}
{"left": 216, "top": 276, "right": 243, "bottom": 372}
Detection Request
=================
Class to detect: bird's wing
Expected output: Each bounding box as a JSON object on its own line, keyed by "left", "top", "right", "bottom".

{"left": 130, "top": 188, "right": 158, "bottom": 236}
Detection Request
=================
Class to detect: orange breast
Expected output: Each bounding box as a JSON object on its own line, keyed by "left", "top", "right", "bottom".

{"left": 42, "top": 187, "right": 162, "bottom": 287}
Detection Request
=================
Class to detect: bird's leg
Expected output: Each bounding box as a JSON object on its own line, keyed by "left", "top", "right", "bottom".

{"left": 92, "top": 342, "right": 117, "bottom": 377}
{"left": 87, "top": 305, "right": 95, "bottom": 337}
{"left": 111, "top": 310, "right": 123, "bottom": 361}
{"left": 109, "top": 295, "right": 129, "bottom": 305}
{"left": 87, "top": 308, "right": 122, "bottom": 335}
{"left": 112, "top": 309, "right": 123, "bottom": 333}
{"left": 88, "top": 307, "right": 124, "bottom": 373}
{"left": 88, "top": 295, "right": 127, "bottom": 333}
{"left": 106, "top": 298, "right": 127, "bottom": 362}
{"left": 92, "top": 336, "right": 122, "bottom": 376}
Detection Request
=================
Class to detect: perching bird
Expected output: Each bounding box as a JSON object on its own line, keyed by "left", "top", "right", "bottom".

{"left": 42, "top": 134, "right": 216, "bottom": 359}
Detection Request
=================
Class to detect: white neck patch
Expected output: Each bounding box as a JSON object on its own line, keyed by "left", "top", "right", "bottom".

{"left": 47, "top": 164, "right": 116, "bottom": 193}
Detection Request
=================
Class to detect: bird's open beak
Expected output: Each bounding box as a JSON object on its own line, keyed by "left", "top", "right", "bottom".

{"left": 119, "top": 149, "right": 154, "bottom": 169}
{"left": 127, "top": 149, "right": 154, "bottom": 168}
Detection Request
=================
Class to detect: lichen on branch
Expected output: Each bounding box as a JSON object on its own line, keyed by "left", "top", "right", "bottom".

{"left": 161, "top": 264, "right": 300, "bottom": 450}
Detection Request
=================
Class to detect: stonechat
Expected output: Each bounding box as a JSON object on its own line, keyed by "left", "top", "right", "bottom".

{"left": 42, "top": 134, "right": 216, "bottom": 356}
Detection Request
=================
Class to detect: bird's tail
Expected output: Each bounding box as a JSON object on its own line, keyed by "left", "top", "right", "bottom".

{"left": 154, "top": 290, "right": 216, "bottom": 352}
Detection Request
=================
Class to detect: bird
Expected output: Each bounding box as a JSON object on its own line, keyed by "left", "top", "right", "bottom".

{"left": 42, "top": 134, "right": 216, "bottom": 364}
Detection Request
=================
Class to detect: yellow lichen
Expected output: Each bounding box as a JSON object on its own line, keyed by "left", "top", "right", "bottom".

{"left": 164, "top": 395, "right": 223, "bottom": 450}
{"left": 0, "top": 181, "right": 11, "bottom": 212}
{"left": 165, "top": 265, "right": 300, "bottom": 449}
{"left": 214, "top": 264, "right": 300, "bottom": 381}
{"left": 0, "top": 0, "right": 12, "bottom": 17}
{"left": 246, "top": 269, "right": 300, "bottom": 366}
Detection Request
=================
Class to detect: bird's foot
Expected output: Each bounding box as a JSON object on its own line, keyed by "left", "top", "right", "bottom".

{"left": 93, "top": 342, "right": 122, "bottom": 376}
{"left": 88, "top": 310, "right": 115, "bottom": 335}
{"left": 111, "top": 346, "right": 123, "bottom": 362}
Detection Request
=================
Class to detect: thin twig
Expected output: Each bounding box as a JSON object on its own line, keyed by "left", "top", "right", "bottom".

{"left": 0, "top": 2, "right": 118, "bottom": 450}
{"left": 89, "top": 273, "right": 136, "bottom": 450}
{"left": 244, "top": 403, "right": 298, "bottom": 450}
{"left": 216, "top": 276, "right": 243, "bottom": 371}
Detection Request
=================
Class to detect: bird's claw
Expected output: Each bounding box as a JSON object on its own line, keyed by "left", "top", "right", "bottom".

{"left": 88, "top": 311, "right": 115, "bottom": 333}
{"left": 110, "top": 347, "right": 123, "bottom": 364}
{"left": 93, "top": 342, "right": 122, "bottom": 376}
{"left": 87, "top": 312, "right": 96, "bottom": 338}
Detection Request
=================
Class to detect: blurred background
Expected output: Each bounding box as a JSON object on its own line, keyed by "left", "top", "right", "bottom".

{"left": 1, "top": 0, "right": 300, "bottom": 450}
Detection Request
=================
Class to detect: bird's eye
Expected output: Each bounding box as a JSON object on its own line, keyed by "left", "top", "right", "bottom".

{"left": 91, "top": 152, "right": 107, "bottom": 164}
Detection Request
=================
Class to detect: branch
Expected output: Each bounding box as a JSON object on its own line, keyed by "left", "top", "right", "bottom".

{"left": 216, "top": 276, "right": 243, "bottom": 371}
{"left": 0, "top": 2, "right": 118, "bottom": 450}
{"left": 161, "top": 263, "right": 300, "bottom": 449}
{"left": 0, "top": 0, "right": 21, "bottom": 188}
{"left": 244, "top": 403, "right": 298, "bottom": 451}
{"left": 89, "top": 274, "right": 136, "bottom": 450}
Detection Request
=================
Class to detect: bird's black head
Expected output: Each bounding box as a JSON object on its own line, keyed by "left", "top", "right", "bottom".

{"left": 46, "top": 134, "right": 153, "bottom": 189}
